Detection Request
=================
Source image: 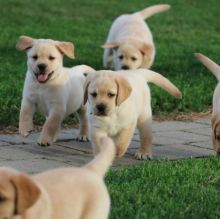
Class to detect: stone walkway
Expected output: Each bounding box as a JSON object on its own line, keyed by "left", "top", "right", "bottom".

{"left": 0, "top": 116, "right": 215, "bottom": 174}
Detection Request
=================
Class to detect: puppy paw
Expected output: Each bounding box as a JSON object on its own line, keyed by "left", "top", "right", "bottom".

{"left": 135, "top": 152, "right": 152, "bottom": 160}
{"left": 75, "top": 134, "right": 89, "bottom": 142}
{"left": 116, "top": 148, "right": 126, "bottom": 157}
{"left": 19, "top": 128, "right": 33, "bottom": 137}
{"left": 37, "top": 135, "right": 53, "bottom": 147}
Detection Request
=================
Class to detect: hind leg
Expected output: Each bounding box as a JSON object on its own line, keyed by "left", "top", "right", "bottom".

{"left": 135, "top": 109, "right": 152, "bottom": 160}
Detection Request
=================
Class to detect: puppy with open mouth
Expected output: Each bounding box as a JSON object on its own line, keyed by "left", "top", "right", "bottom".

{"left": 17, "top": 36, "right": 94, "bottom": 146}
{"left": 84, "top": 69, "right": 182, "bottom": 159}
{"left": 195, "top": 53, "right": 220, "bottom": 155}
{"left": 102, "top": 4, "right": 170, "bottom": 70}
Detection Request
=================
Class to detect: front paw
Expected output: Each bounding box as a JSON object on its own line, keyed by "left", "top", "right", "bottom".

{"left": 37, "top": 135, "right": 53, "bottom": 147}
{"left": 135, "top": 151, "right": 152, "bottom": 160}
{"left": 75, "top": 134, "right": 89, "bottom": 142}
{"left": 116, "top": 147, "right": 126, "bottom": 157}
{"left": 19, "top": 127, "right": 33, "bottom": 137}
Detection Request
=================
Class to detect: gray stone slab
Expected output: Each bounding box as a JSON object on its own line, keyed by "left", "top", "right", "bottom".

{"left": 0, "top": 159, "right": 71, "bottom": 174}
{"left": 155, "top": 131, "right": 210, "bottom": 143}
{"left": 189, "top": 140, "right": 213, "bottom": 149}
{"left": 128, "top": 144, "right": 215, "bottom": 160}
{"left": 183, "top": 127, "right": 212, "bottom": 137}
{"left": 0, "top": 116, "right": 216, "bottom": 173}
{"left": 152, "top": 121, "right": 208, "bottom": 132}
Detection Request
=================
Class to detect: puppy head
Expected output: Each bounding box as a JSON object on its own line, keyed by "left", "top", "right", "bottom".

{"left": 16, "top": 35, "right": 74, "bottom": 84}
{"left": 212, "top": 114, "right": 220, "bottom": 154}
{"left": 0, "top": 167, "right": 40, "bottom": 219}
{"left": 102, "top": 41, "right": 153, "bottom": 70}
{"left": 84, "top": 71, "right": 132, "bottom": 116}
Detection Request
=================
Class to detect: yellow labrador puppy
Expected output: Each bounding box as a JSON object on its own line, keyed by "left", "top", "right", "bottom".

{"left": 16, "top": 36, "right": 94, "bottom": 146}
{"left": 0, "top": 137, "right": 114, "bottom": 219}
{"left": 195, "top": 53, "right": 220, "bottom": 154}
{"left": 102, "top": 4, "right": 170, "bottom": 70}
{"left": 84, "top": 69, "right": 181, "bottom": 159}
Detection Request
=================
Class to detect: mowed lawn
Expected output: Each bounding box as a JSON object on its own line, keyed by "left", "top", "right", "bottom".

{"left": 0, "top": 0, "right": 220, "bottom": 125}
{"left": 107, "top": 157, "right": 220, "bottom": 219}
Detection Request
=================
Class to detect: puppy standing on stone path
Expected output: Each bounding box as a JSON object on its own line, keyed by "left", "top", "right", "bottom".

{"left": 0, "top": 137, "right": 115, "bottom": 219}
{"left": 195, "top": 53, "right": 220, "bottom": 154}
{"left": 102, "top": 4, "right": 170, "bottom": 70}
{"left": 16, "top": 36, "right": 94, "bottom": 146}
{"left": 84, "top": 69, "right": 182, "bottom": 160}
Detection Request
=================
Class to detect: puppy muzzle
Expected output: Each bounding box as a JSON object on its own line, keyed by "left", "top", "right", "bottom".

{"left": 95, "top": 103, "right": 108, "bottom": 116}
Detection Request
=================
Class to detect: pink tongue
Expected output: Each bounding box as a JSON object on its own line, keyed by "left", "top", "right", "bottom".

{"left": 37, "top": 74, "right": 48, "bottom": 82}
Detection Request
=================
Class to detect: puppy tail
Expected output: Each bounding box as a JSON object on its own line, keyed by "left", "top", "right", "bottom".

{"left": 195, "top": 53, "right": 220, "bottom": 81}
{"left": 137, "top": 4, "right": 171, "bottom": 19}
{"left": 85, "top": 137, "right": 116, "bottom": 177}
{"left": 139, "top": 69, "right": 182, "bottom": 98}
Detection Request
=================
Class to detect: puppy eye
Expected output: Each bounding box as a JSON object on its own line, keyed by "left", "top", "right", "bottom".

{"left": 49, "top": 56, "right": 55, "bottom": 61}
{"left": 32, "top": 55, "right": 38, "bottom": 60}
{"left": 90, "top": 92, "right": 97, "bottom": 98}
{"left": 118, "top": 55, "right": 123, "bottom": 60}
{"left": 131, "top": 57, "right": 137, "bottom": 61}
{"left": 0, "top": 195, "right": 6, "bottom": 203}
{"left": 107, "top": 93, "right": 115, "bottom": 98}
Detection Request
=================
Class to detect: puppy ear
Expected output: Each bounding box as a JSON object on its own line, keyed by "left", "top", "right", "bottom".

{"left": 101, "top": 43, "right": 119, "bottom": 49}
{"left": 115, "top": 75, "right": 132, "bottom": 106}
{"left": 56, "top": 42, "right": 75, "bottom": 59}
{"left": 10, "top": 173, "right": 40, "bottom": 215}
{"left": 140, "top": 44, "right": 153, "bottom": 68}
{"left": 16, "top": 36, "right": 34, "bottom": 51}
{"left": 84, "top": 81, "right": 90, "bottom": 105}
{"left": 212, "top": 114, "right": 220, "bottom": 137}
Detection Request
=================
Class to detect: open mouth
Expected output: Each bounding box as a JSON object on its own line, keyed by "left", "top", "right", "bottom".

{"left": 35, "top": 71, "right": 54, "bottom": 83}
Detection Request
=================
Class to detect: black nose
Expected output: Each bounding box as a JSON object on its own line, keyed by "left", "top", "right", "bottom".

{"left": 217, "top": 151, "right": 220, "bottom": 156}
{"left": 38, "top": 64, "right": 47, "bottom": 71}
{"left": 121, "top": 65, "right": 129, "bottom": 70}
{"left": 96, "top": 103, "right": 106, "bottom": 112}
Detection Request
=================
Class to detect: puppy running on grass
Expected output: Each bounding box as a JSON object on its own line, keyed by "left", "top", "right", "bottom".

{"left": 16, "top": 36, "right": 94, "bottom": 146}
{"left": 102, "top": 4, "right": 170, "bottom": 70}
{"left": 84, "top": 69, "right": 181, "bottom": 160}
{"left": 195, "top": 53, "right": 220, "bottom": 154}
{"left": 0, "top": 137, "right": 115, "bottom": 219}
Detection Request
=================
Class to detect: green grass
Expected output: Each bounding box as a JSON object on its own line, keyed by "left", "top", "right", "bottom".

{"left": 107, "top": 157, "right": 220, "bottom": 219}
{"left": 0, "top": 0, "right": 220, "bottom": 125}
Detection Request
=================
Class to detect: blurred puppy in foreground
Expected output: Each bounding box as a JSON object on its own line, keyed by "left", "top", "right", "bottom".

{"left": 0, "top": 137, "right": 115, "bottom": 219}
{"left": 84, "top": 69, "right": 182, "bottom": 160}
{"left": 195, "top": 53, "right": 220, "bottom": 154}
{"left": 16, "top": 36, "right": 94, "bottom": 146}
{"left": 102, "top": 4, "right": 170, "bottom": 70}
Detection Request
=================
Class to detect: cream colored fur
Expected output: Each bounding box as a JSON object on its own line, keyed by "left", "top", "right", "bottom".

{"left": 84, "top": 69, "right": 181, "bottom": 159}
{"left": 102, "top": 4, "right": 170, "bottom": 70}
{"left": 195, "top": 53, "right": 220, "bottom": 154}
{"left": 17, "top": 36, "right": 94, "bottom": 146}
{"left": 0, "top": 137, "right": 115, "bottom": 219}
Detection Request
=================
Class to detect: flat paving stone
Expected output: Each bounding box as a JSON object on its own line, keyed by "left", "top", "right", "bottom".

{"left": 0, "top": 116, "right": 216, "bottom": 173}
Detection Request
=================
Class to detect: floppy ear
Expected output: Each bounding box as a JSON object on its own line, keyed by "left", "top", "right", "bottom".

{"left": 140, "top": 44, "right": 154, "bottom": 68}
{"left": 56, "top": 41, "right": 75, "bottom": 59}
{"left": 10, "top": 173, "right": 40, "bottom": 215}
{"left": 84, "top": 80, "right": 90, "bottom": 105}
{"left": 16, "top": 36, "right": 34, "bottom": 51}
{"left": 115, "top": 75, "right": 132, "bottom": 106}
{"left": 101, "top": 43, "right": 119, "bottom": 49}
{"left": 212, "top": 114, "right": 220, "bottom": 137}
